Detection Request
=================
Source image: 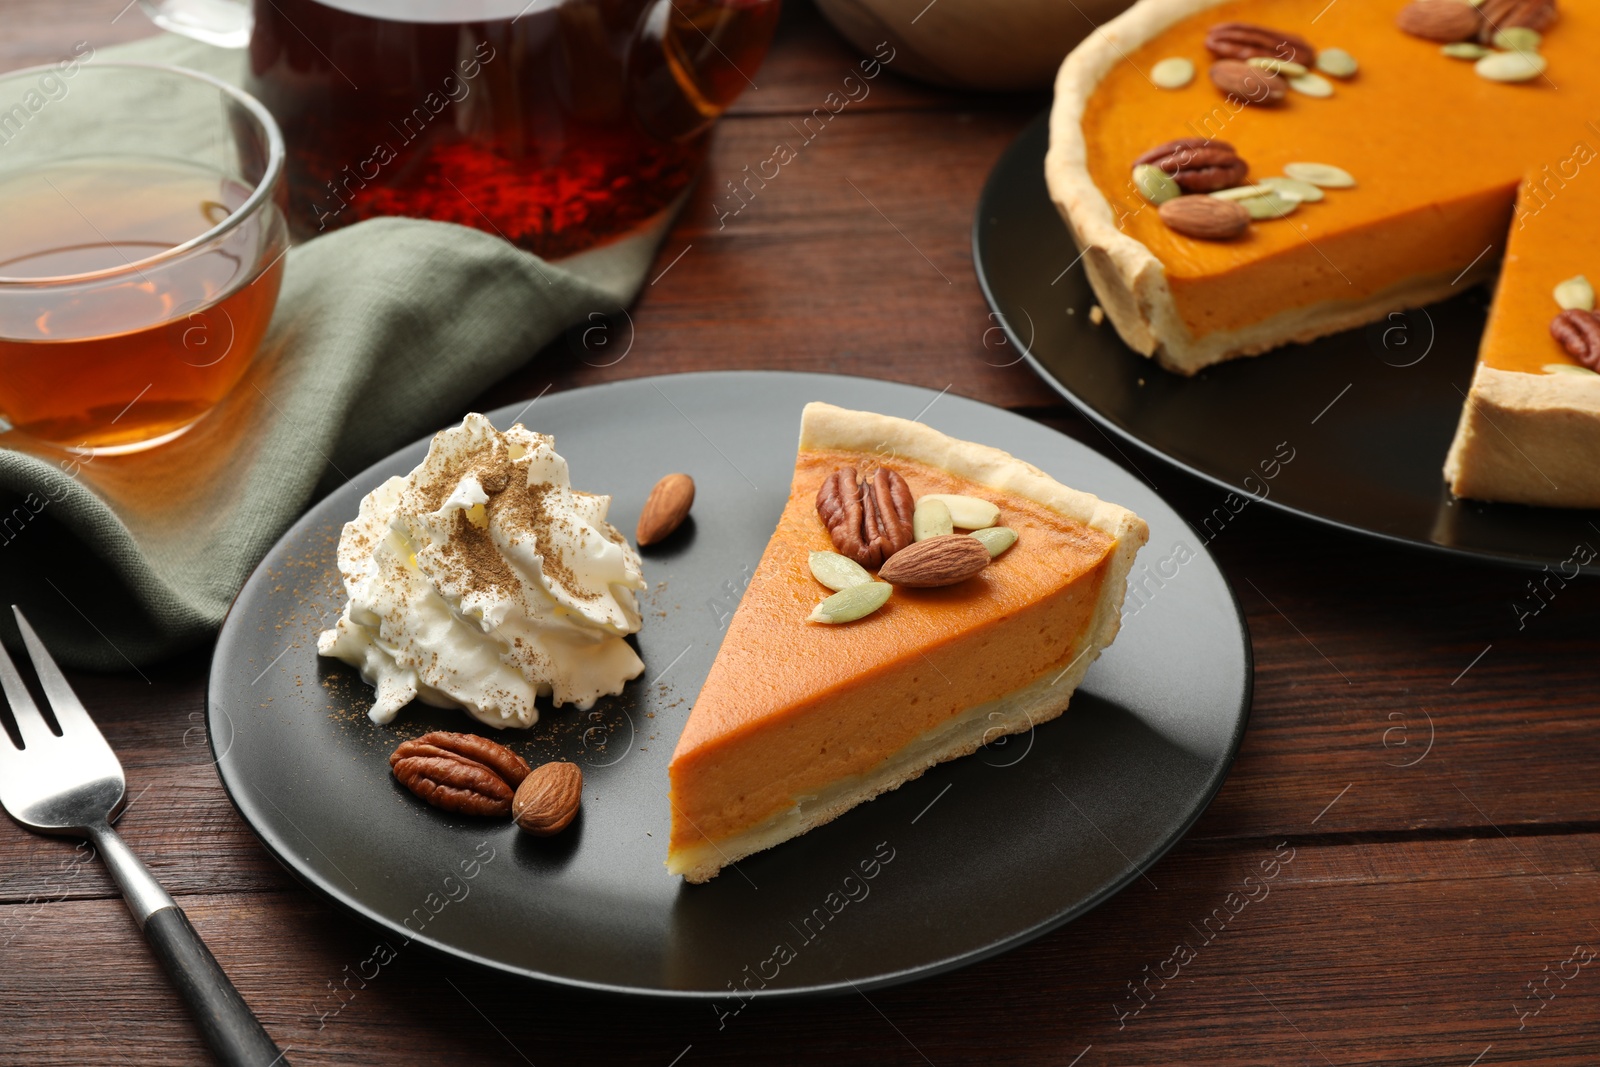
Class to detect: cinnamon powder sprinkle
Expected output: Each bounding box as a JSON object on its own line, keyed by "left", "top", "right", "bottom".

{"left": 409, "top": 431, "right": 604, "bottom": 604}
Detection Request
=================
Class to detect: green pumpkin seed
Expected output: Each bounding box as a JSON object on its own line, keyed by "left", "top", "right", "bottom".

{"left": 1259, "top": 176, "right": 1325, "bottom": 202}
{"left": 1244, "top": 192, "right": 1298, "bottom": 220}
{"left": 1151, "top": 57, "right": 1195, "bottom": 89}
{"left": 808, "top": 550, "right": 874, "bottom": 592}
{"left": 1315, "top": 48, "right": 1358, "bottom": 78}
{"left": 1289, "top": 72, "right": 1334, "bottom": 97}
{"left": 1441, "top": 42, "right": 1491, "bottom": 59}
{"left": 913, "top": 497, "right": 953, "bottom": 541}
{"left": 1554, "top": 275, "right": 1595, "bottom": 312}
{"left": 1247, "top": 57, "right": 1308, "bottom": 77}
{"left": 1544, "top": 363, "right": 1600, "bottom": 377}
{"left": 807, "top": 581, "right": 892, "bottom": 623}
{"left": 969, "top": 527, "right": 1018, "bottom": 558}
{"left": 1132, "top": 163, "right": 1181, "bottom": 205}
{"left": 1283, "top": 162, "right": 1356, "bottom": 188}
{"left": 919, "top": 493, "right": 1000, "bottom": 529}
{"left": 1492, "top": 27, "right": 1541, "bottom": 53}
{"left": 1476, "top": 50, "right": 1546, "bottom": 82}
{"left": 1209, "top": 184, "right": 1274, "bottom": 201}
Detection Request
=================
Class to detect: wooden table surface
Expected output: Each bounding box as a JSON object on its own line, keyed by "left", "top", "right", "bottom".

{"left": 4, "top": 3, "right": 1600, "bottom": 1065}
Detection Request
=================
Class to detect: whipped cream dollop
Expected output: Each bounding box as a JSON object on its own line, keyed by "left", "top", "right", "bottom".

{"left": 318, "top": 413, "right": 646, "bottom": 728}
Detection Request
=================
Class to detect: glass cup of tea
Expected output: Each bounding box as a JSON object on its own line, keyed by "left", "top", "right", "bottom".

{"left": 141, "top": 0, "right": 780, "bottom": 260}
{"left": 0, "top": 62, "right": 288, "bottom": 455}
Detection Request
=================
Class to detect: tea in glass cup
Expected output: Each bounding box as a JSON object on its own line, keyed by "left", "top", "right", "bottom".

{"left": 0, "top": 63, "right": 288, "bottom": 455}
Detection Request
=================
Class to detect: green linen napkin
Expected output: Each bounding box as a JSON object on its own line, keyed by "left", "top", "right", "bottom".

{"left": 0, "top": 33, "right": 673, "bottom": 670}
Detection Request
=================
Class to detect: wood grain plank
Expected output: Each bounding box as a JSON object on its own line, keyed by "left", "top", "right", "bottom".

{"left": 3, "top": 835, "right": 1597, "bottom": 1065}
{"left": 1020, "top": 413, "right": 1600, "bottom": 848}
{"left": 0, "top": 650, "right": 298, "bottom": 908}
{"left": 725, "top": 0, "right": 978, "bottom": 116}
{"left": 477, "top": 104, "right": 1064, "bottom": 412}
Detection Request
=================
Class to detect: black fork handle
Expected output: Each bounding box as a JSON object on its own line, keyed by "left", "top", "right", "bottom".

{"left": 88, "top": 821, "right": 288, "bottom": 1066}
{"left": 144, "top": 907, "right": 288, "bottom": 1066}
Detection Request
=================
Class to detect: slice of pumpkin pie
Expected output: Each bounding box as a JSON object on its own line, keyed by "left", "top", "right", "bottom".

{"left": 666, "top": 403, "right": 1148, "bottom": 883}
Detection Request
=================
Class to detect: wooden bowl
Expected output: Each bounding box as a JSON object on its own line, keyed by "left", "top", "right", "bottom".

{"left": 814, "top": 0, "right": 1135, "bottom": 91}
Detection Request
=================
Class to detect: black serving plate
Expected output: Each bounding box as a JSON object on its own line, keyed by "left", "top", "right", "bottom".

{"left": 208, "top": 371, "right": 1250, "bottom": 998}
{"left": 974, "top": 112, "right": 1600, "bottom": 573}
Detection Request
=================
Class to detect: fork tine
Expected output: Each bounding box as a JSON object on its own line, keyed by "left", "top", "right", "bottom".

{"left": 10, "top": 606, "right": 105, "bottom": 746}
{"left": 0, "top": 614, "right": 57, "bottom": 750}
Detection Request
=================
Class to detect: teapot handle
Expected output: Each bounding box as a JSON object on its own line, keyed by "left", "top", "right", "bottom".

{"left": 626, "top": 0, "right": 780, "bottom": 142}
{"left": 138, "top": 0, "right": 252, "bottom": 49}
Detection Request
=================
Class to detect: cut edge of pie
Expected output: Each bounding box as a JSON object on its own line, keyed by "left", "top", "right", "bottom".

{"left": 1445, "top": 365, "right": 1600, "bottom": 508}
{"left": 665, "top": 402, "right": 1149, "bottom": 884}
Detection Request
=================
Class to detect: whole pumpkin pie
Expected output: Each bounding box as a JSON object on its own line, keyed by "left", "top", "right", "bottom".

{"left": 1048, "top": 0, "right": 1600, "bottom": 506}
{"left": 666, "top": 403, "right": 1147, "bottom": 883}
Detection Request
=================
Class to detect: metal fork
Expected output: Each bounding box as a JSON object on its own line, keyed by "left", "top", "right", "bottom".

{"left": 0, "top": 606, "right": 287, "bottom": 1066}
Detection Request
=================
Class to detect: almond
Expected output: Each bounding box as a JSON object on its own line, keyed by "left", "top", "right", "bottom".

{"left": 1396, "top": 0, "right": 1482, "bottom": 42}
{"left": 1208, "top": 59, "right": 1286, "bottom": 106}
{"left": 512, "top": 761, "right": 583, "bottom": 835}
{"left": 636, "top": 473, "right": 694, "bottom": 546}
{"left": 877, "top": 534, "right": 991, "bottom": 587}
{"left": 1158, "top": 195, "right": 1251, "bottom": 240}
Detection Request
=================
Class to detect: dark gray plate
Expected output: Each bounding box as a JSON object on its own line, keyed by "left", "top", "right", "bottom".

{"left": 974, "top": 112, "right": 1600, "bottom": 574}
{"left": 208, "top": 371, "right": 1250, "bottom": 998}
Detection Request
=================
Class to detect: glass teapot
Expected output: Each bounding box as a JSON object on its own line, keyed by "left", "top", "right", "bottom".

{"left": 145, "top": 0, "right": 780, "bottom": 259}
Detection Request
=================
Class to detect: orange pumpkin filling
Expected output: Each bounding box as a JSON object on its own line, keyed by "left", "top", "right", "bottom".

{"left": 1079, "top": 0, "right": 1599, "bottom": 369}
{"left": 667, "top": 447, "right": 1116, "bottom": 854}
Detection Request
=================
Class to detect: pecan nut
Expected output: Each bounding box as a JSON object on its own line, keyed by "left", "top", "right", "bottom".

{"left": 1210, "top": 60, "right": 1287, "bottom": 107}
{"left": 392, "top": 755, "right": 514, "bottom": 817}
{"left": 1204, "top": 21, "right": 1316, "bottom": 66}
{"left": 390, "top": 730, "right": 530, "bottom": 787}
{"left": 1133, "top": 137, "right": 1248, "bottom": 193}
{"left": 816, "top": 466, "right": 915, "bottom": 569}
{"left": 1477, "top": 0, "right": 1557, "bottom": 43}
{"left": 1551, "top": 309, "right": 1600, "bottom": 370}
